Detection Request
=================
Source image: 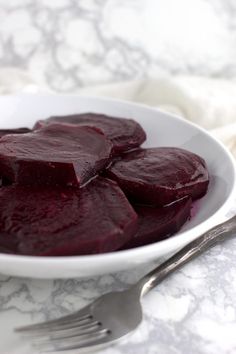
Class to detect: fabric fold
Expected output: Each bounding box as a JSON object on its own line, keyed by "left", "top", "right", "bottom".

{"left": 0, "top": 68, "right": 235, "bottom": 158}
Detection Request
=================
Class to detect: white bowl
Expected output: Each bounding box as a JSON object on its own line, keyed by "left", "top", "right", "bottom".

{"left": 0, "top": 94, "right": 235, "bottom": 279}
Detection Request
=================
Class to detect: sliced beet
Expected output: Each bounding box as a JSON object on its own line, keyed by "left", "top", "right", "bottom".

{"left": 107, "top": 147, "right": 209, "bottom": 206}
{"left": 0, "top": 128, "right": 31, "bottom": 138}
{"left": 0, "top": 178, "right": 137, "bottom": 256}
{"left": 0, "top": 129, "right": 30, "bottom": 186}
{"left": 122, "top": 197, "right": 191, "bottom": 249}
{"left": 0, "top": 124, "right": 112, "bottom": 187}
{"left": 34, "top": 113, "right": 146, "bottom": 154}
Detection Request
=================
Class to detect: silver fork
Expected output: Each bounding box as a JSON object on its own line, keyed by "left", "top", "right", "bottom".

{"left": 15, "top": 215, "right": 236, "bottom": 353}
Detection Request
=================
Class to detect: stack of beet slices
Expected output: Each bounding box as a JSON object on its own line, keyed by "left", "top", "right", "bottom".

{"left": 0, "top": 113, "right": 209, "bottom": 256}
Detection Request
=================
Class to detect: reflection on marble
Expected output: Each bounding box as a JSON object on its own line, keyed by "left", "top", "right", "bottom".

{"left": 0, "top": 0, "right": 236, "bottom": 92}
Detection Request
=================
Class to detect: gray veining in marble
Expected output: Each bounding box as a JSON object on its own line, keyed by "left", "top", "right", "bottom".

{"left": 0, "top": 1, "right": 236, "bottom": 353}
{"left": 0, "top": 0, "right": 236, "bottom": 93}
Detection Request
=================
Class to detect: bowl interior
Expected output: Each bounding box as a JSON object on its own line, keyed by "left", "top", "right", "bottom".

{"left": 0, "top": 94, "right": 235, "bottom": 278}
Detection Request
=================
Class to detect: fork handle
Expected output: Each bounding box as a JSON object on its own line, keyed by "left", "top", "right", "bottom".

{"left": 135, "top": 214, "right": 236, "bottom": 297}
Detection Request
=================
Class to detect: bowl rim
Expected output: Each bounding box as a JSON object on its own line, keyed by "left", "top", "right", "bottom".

{"left": 0, "top": 94, "right": 235, "bottom": 267}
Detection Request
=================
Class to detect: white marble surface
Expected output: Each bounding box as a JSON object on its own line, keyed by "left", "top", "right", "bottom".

{"left": 0, "top": 0, "right": 236, "bottom": 92}
{"left": 1, "top": 1, "right": 236, "bottom": 353}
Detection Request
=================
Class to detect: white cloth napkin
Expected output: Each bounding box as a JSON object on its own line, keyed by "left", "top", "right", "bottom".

{"left": 0, "top": 68, "right": 235, "bottom": 158}
{"left": 78, "top": 77, "right": 236, "bottom": 158}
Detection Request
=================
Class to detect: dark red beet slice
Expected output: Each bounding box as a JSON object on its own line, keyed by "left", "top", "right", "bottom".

{"left": 0, "top": 128, "right": 31, "bottom": 138}
{"left": 0, "top": 178, "right": 137, "bottom": 256}
{"left": 0, "top": 129, "right": 32, "bottom": 184}
{"left": 0, "top": 124, "right": 112, "bottom": 187}
{"left": 107, "top": 147, "right": 209, "bottom": 206}
{"left": 34, "top": 113, "right": 146, "bottom": 154}
{"left": 0, "top": 129, "right": 31, "bottom": 185}
{"left": 122, "top": 197, "right": 191, "bottom": 249}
